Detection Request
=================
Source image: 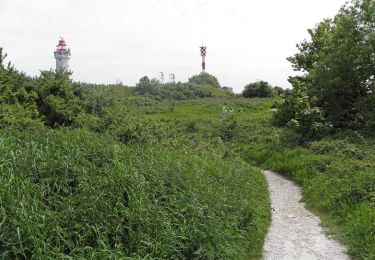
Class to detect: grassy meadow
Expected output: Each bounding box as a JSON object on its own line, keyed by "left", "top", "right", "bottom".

{"left": 0, "top": 89, "right": 272, "bottom": 259}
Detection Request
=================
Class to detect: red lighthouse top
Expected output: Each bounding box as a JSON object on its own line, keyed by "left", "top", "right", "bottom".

{"left": 56, "top": 38, "right": 69, "bottom": 52}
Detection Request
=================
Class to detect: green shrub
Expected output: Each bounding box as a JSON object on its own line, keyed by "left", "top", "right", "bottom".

{"left": 242, "top": 81, "right": 274, "bottom": 98}
{"left": 188, "top": 72, "right": 221, "bottom": 88}
{"left": 36, "top": 70, "right": 82, "bottom": 127}
{"left": 274, "top": 81, "right": 332, "bottom": 139}
{"left": 0, "top": 48, "right": 42, "bottom": 129}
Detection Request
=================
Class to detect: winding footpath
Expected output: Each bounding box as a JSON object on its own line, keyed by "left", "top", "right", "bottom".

{"left": 262, "top": 170, "right": 350, "bottom": 260}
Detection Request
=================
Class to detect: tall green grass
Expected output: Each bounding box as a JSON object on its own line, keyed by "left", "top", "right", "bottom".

{"left": 0, "top": 128, "right": 270, "bottom": 258}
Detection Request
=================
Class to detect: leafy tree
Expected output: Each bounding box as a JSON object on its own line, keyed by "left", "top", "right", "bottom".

{"left": 36, "top": 70, "right": 82, "bottom": 127}
{"left": 188, "top": 72, "right": 221, "bottom": 88}
{"left": 135, "top": 76, "right": 159, "bottom": 95}
{"left": 242, "top": 81, "right": 274, "bottom": 98}
{"left": 287, "top": 0, "right": 375, "bottom": 128}
{"left": 287, "top": 19, "right": 333, "bottom": 73}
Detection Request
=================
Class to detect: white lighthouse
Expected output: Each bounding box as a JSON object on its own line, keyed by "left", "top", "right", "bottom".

{"left": 54, "top": 38, "right": 71, "bottom": 71}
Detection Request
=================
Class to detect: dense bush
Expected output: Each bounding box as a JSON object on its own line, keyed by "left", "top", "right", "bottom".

{"left": 36, "top": 70, "right": 82, "bottom": 127}
{"left": 188, "top": 72, "right": 221, "bottom": 88}
{"left": 242, "top": 81, "right": 274, "bottom": 98}
{"left": 133, "top": 75, "right": 231, "bottom": 101}
{"left": 273, "top": 81, "right": 332, "bottom": 139}
{"left": 0, "top": 48, "right": 42, "bottom": 128}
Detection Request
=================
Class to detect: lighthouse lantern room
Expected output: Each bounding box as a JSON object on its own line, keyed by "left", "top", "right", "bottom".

{"left": 54, "top": 38, "right": 71, "bottom": 71}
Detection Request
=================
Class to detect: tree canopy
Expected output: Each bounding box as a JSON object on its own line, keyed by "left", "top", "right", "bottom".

{"left": 276, "top": 0, "right": 375, "bottom": 131}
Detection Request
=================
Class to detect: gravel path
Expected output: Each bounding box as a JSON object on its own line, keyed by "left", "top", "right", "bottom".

{"left": 262, "top": 170, "right": 350, "bottom": 260}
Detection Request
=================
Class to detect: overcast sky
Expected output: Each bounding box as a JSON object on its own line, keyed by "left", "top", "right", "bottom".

{"left": 0, "top": 0, "right": 347, "bottom": 92}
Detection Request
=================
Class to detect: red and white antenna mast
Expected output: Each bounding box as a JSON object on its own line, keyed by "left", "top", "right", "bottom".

{"left": 200, "top": 44, "right": 207, "bottom": 73}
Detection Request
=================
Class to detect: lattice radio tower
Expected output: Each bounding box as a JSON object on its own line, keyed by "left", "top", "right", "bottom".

{"left": 200, "top": 43, "right": 207, "bottom": 73}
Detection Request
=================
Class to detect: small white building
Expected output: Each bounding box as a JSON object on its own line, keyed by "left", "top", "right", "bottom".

{"left": 54, "top": 38, "right": 71, "bottom": 71}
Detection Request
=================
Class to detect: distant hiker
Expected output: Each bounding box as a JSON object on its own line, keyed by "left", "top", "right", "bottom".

{"left": 221, "top": 106, "right": 227, "bottom": 119}
{"left": 230, "top": 107, "right": 234, "bottom": 118}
